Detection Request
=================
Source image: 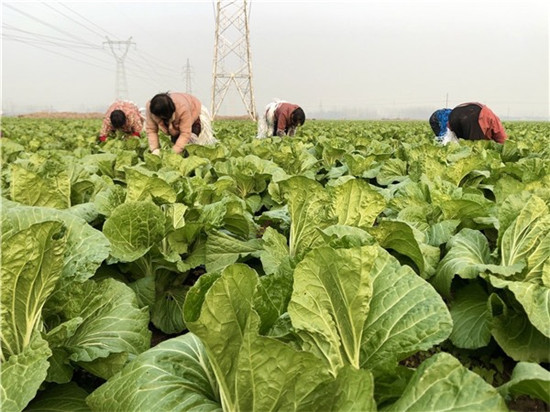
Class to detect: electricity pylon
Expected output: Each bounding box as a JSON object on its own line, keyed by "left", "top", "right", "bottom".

{"left": 104, "top": 37, "right": 135, "bottom": 100}
{"left": 211, "top": 0, "right": 256, "bottom": 119}
{"left": 184, "top": 58, "right": 193, "bottom": 94}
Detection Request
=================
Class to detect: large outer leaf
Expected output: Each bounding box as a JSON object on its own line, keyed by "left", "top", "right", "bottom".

{"left": 47, "top": 278, "right": 151, "bottom": 366}
{"left": 489, "top": 276, "right": 550, "bottom": 338}
{"left": 316, "top": 366, "right": 376, "bottom": 412}
{"left": 368, "top": 220, "right": 425, "bottom": 275}
{"left": 0, "top": 333, "right": 52, "bottom": 412}
{"left": 1, "top": 220, "right": 66, "bottom": 356}
{"left": 26, "top": 382, "right": 91, "bottom": 412}
{"left": 449, "top": 283, "right": 492, "bottom": 349}
{"left": 10, "top": 164, "right": 70, "bottom": 208}
{"left": 499, "top": 195, "right": 550, "bottom": 267}
{"left": 205, "top": 230, "right": 263, "bottom": 272}
{"left": 489, "top": 294, "right": 550, "bottom": 362}
{"left": 289, "top": 246, "right": 374, "bottom": 372}
{"left": 376, "top": 158, "right": 408, "bottom": 186}
{"left": 360, "top": 248, "right": 452, "bottom": 374}
{"left": 525, "top": 232, "right": 550, "bottom": 282}
{"left": 151, "top": 287, "right": 188, "bottom": 334}
{"left": 498, "top": 362, "right": 550, "bottom": 404}
{"left": 86, "top": 334, "right": 221, "bottom": 412}
{"left": 279, "top": 176, "right": 335, "bottom": 259}
{"left": 382, "top": 353, "right": 508, "bottom": 411}
{"left": 93, "top": 184, "right": 126, "bottom": 217}
{"left": 235, "top": 324, "right": 334, "bottom": 411}
{"left": 125, "top": 167, "right": 177, "bottom": 203}
{"left": 329, "top": 178, "right": 386, "bottom": 229}
{"left": 184, "top": 265, "right": 258, "bottom": 411}
{"left": 184, "top": 264, "right": 365, "bottom": 411}
{"left": 2, "top": 202, "right": 110, "bottom": 284}
{"left": 432, "top": 228, "right": 492, "bottom": 298}
{"left": 442, "top": 155, "right": 487, "bottom": 186}
{"left": 102, "top": 201, "right": 166, "bottom": 262}
{"left": 198, "top": 196, "right": 257, "bottom": 239}
{"left": 259, "top": 226, "right": 290, "bottom": 276}
{"left": 440, "top": 198, "right": 493, "bottom": 224}
{"left": 254, "top": 269, "right": 293, "bottom": 335}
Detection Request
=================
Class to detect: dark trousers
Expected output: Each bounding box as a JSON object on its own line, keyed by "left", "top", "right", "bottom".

{"left": 171, "top": 118, "right": 201, "bottom": 144}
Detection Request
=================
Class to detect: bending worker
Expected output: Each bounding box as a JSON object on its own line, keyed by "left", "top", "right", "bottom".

{"left": 99, "top": 100, "right": 144, "bottom": 142}
{"left": 429, "top": 102, "right": 507, "bottom": 145}
{"left": 145, "top": 92, "right": 216, "bottom": 155}
{"left": 257, "top": 99, "right": 306, "bottom": 138}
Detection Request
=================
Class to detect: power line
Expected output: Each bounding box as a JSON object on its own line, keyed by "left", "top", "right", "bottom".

{"left": 3, "top": 3, "right": 100, "bottom": 49}
{"left": 56, "top": 2, "right": 117, "bottom": 39}
{"left": 42, "top": 2, "right": 107, "bottom": 39}
{"left": 3, "top": 3, "right": 192, "bottom": 97}
{"left": 54, "top": 2, "right": 184, "bottom": 79}
{"left": 4, "top": 36, "right": 113, "bottom": 72}
{"left": 2, "top": 24, "right": 103, "bottom": 49}
{"left": 3, "top": 32, "right": 164, "bottom": 88}
{"left": 2, "top": 33, "right": 100, "bottom": 51}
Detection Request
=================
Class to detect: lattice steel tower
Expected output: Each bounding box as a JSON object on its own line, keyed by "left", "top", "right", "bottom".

{"left": 104, "top": 37, "right": 135, "bottom": 100}
{"left": 184, "top": 58, "right": 193, "bottom": 94}
{"left": 211, "top": 0, "right": 256, "bottom": 119}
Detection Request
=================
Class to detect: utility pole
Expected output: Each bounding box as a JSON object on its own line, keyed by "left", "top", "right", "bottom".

{"left": 211, "top": 0, "right": 256, "bottom": 120}
{"left": 183, "top": 58, "right": 193, "bottom": 94}
{"left": 104, "top": 37, "right": 135, "bottom": 100}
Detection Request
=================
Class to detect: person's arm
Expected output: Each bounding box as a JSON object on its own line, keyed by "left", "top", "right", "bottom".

{"left": 277, "top": 113, "right": 288, "bottom": 137}
{"left": 288, "top": 126, "right": 296, "bottom": 137}
{"left": 479, "top": 106, "right": 507, "bottom": 144}
{"left": 490, "top": 125, "right": 507, "bottom": 144}
{"left": 99, "top": 115, "right": 113, "bottom": 141}
{"left": 172, "top": 111, "right": 193, "bottom": 153}
{"left": 275, "top": 108, "right": 288, "bottom": 136}
{"left": 145, "top": 104, "right": 161, "bottom": 152}
{"left": 127, "top": 106, "right": 144, "bottom": 137}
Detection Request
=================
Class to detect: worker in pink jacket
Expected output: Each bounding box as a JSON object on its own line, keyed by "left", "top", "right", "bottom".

{"left": 429, "top": 102, "right": 507, "bottom": 145}
{"left": 99, "top": 100, "right": 144, "bottom": 142}
{"left": 145, "top": 92, "right": 215, "bottom": 155}
{"left": 257, "top": 99, "right": 306, "bottom": 138}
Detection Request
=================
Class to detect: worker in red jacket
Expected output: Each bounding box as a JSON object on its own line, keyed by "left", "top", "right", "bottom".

{"left": 99, "top": 100, "right": 144, "bottom": 142}
{"left": 257, "top": 99, "right": 306, "bottom": 138}
{"left": 429, "top": 102, "right": 507, "bottom": 145}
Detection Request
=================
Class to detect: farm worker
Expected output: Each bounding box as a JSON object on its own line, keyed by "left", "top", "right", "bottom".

{"left": 99, "top": 100, "right": 144, "bottom": 142}
{"left": 257, "top": 99, "right": 306, "bottom": 138}
{"left": 429, "top": 102, "right": 507, "bottom": 145}
{"left": 145, "top": 92, "right": 216, "bottom": 155}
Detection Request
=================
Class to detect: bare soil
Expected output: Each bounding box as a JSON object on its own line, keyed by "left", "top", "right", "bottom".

{"left": 17, "top": 111, "right": 103, "bottom": 119}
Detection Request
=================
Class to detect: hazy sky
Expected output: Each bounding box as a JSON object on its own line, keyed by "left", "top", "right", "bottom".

{"left": 2, "top": 0, "right": 549, "bottom": 119}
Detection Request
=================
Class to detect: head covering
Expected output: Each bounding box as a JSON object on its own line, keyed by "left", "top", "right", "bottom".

{"left": 429, "top": 108, "right": 452, "bottom": 137}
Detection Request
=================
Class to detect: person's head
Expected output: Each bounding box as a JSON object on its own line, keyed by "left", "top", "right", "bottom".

{"left": 110, "top": 109, "right": 126, "bottom": 129}
{"left": 150, "top": 92, "right": 176, "bottom": 120}
{"left": 429, "top": 108, "right": 452, "bottom": 137}
{"left": 291, "top": 107, "right": 306, "bottom": 127}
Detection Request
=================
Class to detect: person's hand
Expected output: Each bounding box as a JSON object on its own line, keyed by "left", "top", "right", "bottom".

{"left": 132, "top": 132, "right": 141, "bottom": 138}
{"left": 98, "top": 135, "right": 107, "bottom": 142}
{"left": 276, "top": 130, "right": 285, "bottom": 137}
{"left": 151, "top": 148, "right": 161, "bottom": 156}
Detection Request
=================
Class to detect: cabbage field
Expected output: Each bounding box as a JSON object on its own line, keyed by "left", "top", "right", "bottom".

{"left": 1, "top": 117, "right": 549, "bottom": 411}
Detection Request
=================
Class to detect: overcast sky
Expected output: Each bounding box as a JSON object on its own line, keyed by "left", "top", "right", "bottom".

{"left": 2, "top": 0, "right": 549, "bottom": 120}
